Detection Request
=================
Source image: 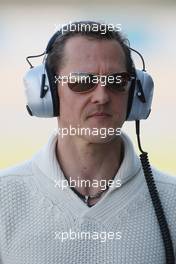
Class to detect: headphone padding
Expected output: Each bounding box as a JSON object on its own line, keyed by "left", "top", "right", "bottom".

{"left": 127, "top": 69, "right": 154, "bottom": 121}
{"left": 23, "top": 65, "right": 54, "bottom": 117}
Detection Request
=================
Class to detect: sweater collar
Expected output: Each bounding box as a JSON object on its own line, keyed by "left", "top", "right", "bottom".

{"left": 32, "top": 129, "right": 141, "bottom": 191}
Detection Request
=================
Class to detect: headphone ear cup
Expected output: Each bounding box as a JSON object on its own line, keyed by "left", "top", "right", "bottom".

{"left": 127, "top": 69, "right": 154, "bottom": 121}
{"left": 23, "top": 64, "right": 56, "bottom": 117}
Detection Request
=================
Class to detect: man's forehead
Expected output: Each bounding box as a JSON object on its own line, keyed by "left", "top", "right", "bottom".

{"left": 62, "top": 36, "right": 126, "bottom": 73}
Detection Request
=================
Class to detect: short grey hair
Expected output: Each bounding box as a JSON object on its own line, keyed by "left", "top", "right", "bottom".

{"left": 46, "top": 20, "right": 134, "bottom": 75}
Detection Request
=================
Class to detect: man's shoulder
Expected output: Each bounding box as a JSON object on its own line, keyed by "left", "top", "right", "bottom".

{"left": 0, "top": 159, "right": 34, "bottom": 181}
{"left": 0, "top": 160, "right": 36, "bottom": 205}
{"left": 151, "top": 166, "right": 176, "bottom": 192}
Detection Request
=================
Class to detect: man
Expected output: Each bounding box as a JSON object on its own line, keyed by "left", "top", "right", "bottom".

{"left": 0, "top": 21, "right": 176, "bottom": 264}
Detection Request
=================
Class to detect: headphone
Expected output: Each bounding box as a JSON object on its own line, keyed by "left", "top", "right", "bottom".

{"left": 23, "top": 23, "right": 154, "bottom": 121}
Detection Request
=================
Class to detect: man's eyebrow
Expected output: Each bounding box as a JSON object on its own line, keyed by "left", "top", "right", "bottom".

{"left": 68, "top": 72, "right": 129, "bottom": 75}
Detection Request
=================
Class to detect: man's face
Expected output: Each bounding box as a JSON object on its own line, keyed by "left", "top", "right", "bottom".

{"left": 57, "top": 36, "right": 129, "bottom": 143}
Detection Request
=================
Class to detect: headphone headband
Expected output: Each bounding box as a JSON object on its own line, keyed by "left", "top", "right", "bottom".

{"left": 46, "top": 31, "right": 63, "bottom": 54}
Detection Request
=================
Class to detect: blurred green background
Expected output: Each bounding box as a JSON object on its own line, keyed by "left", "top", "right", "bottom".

{"left": 0, "top": 0, "right": 176, "bottom": 175}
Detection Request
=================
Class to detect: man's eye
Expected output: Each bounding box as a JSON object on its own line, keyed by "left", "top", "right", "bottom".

{"left": 70, "top": 74, "right": 91, "bottom": 83}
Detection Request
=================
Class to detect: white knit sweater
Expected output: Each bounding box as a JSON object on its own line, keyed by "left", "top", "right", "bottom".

{"left": 0, "top": 131, "right": 176, "bottom": 264}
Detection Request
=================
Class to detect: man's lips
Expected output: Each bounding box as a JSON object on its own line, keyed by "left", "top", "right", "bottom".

{"left": 88, "top": 112, "right": 111, "bottom": 118}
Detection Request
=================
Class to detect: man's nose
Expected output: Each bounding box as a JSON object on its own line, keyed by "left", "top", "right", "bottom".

{"left": 90, "top": 83, "right": 110, "bottom": 105}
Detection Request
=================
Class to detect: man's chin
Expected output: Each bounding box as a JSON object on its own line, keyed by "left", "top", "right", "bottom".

{"left": 81, "top": 134, "right": 119, "bottom": 144}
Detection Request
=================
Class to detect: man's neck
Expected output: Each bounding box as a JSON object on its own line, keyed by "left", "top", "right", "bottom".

{"left": 56, "top": 134, "right": 124, "bottom": 198}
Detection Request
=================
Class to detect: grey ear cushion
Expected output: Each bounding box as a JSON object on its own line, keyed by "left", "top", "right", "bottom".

{"left": 23, "top": 64, "right": 54, "bottom": 117}
{"left": 127, "top": 69, "right": 154, "bottom": 121}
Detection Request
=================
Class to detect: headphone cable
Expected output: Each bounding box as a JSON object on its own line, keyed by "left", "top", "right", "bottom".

{"left": 135, "top": 120, "right": 175, "bottom": 264}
